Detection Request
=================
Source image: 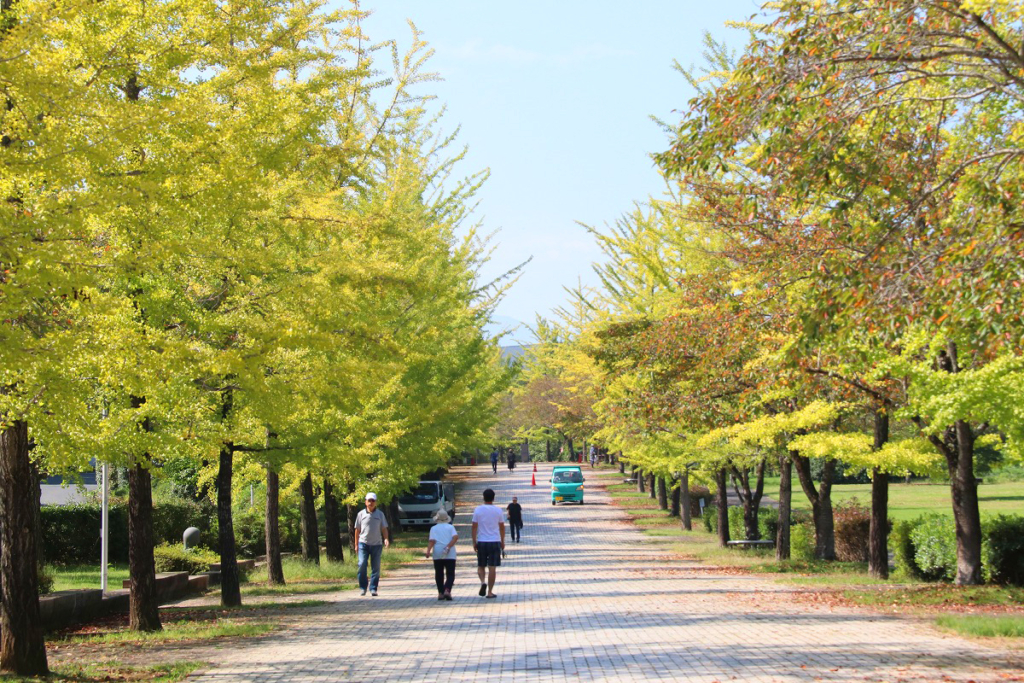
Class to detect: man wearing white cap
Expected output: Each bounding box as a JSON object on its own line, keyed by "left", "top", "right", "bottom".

{"left": 354, "top": 492, "right": 389, "bottom": 596}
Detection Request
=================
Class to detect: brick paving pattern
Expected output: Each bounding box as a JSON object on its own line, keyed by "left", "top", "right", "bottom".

{"left": 190, "top": 464, "right": 1022, "bottom": 682}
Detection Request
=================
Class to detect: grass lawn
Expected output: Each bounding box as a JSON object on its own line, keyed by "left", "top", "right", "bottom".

{"left": 47, "top": 564, "right": 130, "bottom": 592}
{"left": 936, "top": 614, "right": 1024, "bottom": 638}
{"left": 0, "top": 662, "right": 203, "bottom": 682}
{"left": 843, "top": 585, "right": 1024, "bottom": 609}
{"left": 761, "top": 478, "right": 1024, "bottom": 521}
{"left": 65, "top": 620, "right": 274, "bottom": 646}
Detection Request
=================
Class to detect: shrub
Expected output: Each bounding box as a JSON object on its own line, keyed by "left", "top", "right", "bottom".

{"left": 910, "top": 515, "right": 958, "bottom": 582}
{"left": 702, "top": 505, "right": 716, "bottom": 533}
{"left": 894, "top": 514, "right": 1024, "bottom": 586}
{"left": 758, "top": 506, "right": 779, "bottom": 542}
{"left": 701, "top": 505, "right": 777, "bottom": 541}
{"left": 153, "top": 543, "right": 219, "bottom": 574}
{"left": 37, "top": 566, "right": 54, "bottom": 595}
{"left": 789, "top": 522, "right": 816, "bottom": 561}
{"left": 891, "top": 519, "right": 924, "bottom": 580}
{"left": 725, "top": 505, "right": 779, "bottom": 541}
{"left": 982, "top": 515, "right": 1024, "bottom": 586}
{"left": 833, "top": 498, "right": 871, "bottom": 563}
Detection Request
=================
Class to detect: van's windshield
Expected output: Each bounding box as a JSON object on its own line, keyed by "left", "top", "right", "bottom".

{"left": 552, "top": 470, "right": 583, "bottom": 484}
{"left": 399, "top": 483, "right": 440, "bottom": 504}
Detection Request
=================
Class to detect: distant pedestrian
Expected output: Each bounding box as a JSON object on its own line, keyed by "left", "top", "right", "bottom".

{"left": 507, "top": 450, "right": 516, "bottom": 471}
{"left": 506, "top": 496, "right": 523, "bottom": 543}
{"left": 472, "top": 488, "right": 505, "bottom": 599}
{"left": 490, "top": 449, "right": 499, "bottom": 474}
{"left": 425, "top": 509, "right": 458, "bottom": 600}
{"left": 354, "top": 492, "right": 389, "bottom": 596}
{"left": 589, "top": 445, "right": 597, "bottom": 469}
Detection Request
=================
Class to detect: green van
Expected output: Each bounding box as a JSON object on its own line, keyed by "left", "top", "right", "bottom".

{"left": 550, "top": 466, "right": 585, "bottom": 505}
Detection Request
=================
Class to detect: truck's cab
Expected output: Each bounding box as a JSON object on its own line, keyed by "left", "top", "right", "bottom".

{"left": 396, "top": 481, "right": 456, "bottom": 526}
{"left": 551, "top": 466, "right": 585, "bottom": 505}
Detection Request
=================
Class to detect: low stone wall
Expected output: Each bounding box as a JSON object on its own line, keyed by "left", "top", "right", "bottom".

{"left": 38, "top": 589, "right": 103, "bottom": 631}
{"left": 41, "top": 570, "right": 206, "bottom": 631}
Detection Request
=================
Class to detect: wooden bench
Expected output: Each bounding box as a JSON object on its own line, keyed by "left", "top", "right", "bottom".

{"left": 726, "top": 540, "right": 775, "bottom": 549}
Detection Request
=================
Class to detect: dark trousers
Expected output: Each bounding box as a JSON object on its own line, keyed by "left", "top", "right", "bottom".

{"left": 510, "top": 521, "right": 522, "bottom": 542}
{"left": 433, "top": 559, "right": 456, "bottom": 593}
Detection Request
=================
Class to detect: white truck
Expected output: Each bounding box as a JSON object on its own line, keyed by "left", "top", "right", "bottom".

{"left": 396, "top": 481, "right": 456, "bottom": 526}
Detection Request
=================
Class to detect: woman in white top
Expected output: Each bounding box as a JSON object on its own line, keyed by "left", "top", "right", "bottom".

{"left": 425, "top": 509, "right": 459, "bottom": 600}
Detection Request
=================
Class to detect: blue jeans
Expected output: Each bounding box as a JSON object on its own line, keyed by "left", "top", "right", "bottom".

{"left": 358, "top": 543, "right": 383, "bottom": 591}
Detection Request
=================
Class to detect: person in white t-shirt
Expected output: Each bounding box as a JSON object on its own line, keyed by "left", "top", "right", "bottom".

{"left": 471, "top": 487, "right": 505, "bottom": 599}
{"left": 425, "top": 509, "right": 459, "bottom": 600}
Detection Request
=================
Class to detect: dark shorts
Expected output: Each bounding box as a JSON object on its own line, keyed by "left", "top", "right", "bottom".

{"left": 476, "top": 541, "right": 502, "bottom": 567}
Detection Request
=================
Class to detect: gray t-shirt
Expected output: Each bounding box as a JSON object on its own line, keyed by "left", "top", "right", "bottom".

{"left": 355, "top": 508, "right": 389, "bottom": 546}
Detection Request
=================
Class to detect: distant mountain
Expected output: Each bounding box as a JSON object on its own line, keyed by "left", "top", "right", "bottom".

{"left": 500, "top": 344, "right": 529, "bottom": 363}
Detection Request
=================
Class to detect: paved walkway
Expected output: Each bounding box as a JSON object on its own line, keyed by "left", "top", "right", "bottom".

{"left": 190, "top": 464, "right": 1022, "bottom": 682}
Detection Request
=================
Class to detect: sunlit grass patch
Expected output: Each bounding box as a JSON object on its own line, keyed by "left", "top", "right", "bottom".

{"left": 62, "top": 621, "right": 274, "bottom": 646}
{"left": 46, "top": 564, "right": 131, "bottom": 592}
{"left": 936, "top": 614, "right": 1024, "bottom": 638}
{"left": 630, "top": 516, "right": 679, "bottom": 527}
{"left": 243, "top": 547, "right": 419, "bottom": 596}
{"left": 243, "top": 583, "right": 354, "bottom": 597}
{"left": 843, "top": 585, "right": 1024, "bottom": 609}
{"left": 1, "top": 662, "right": 204, "bottom": 682}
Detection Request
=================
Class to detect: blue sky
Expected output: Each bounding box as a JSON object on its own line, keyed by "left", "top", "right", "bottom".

{"left": 357, "top": 1, "right": 760, "bottom": 340}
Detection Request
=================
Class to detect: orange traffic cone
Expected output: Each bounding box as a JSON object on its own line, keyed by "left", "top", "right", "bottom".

{"left": 533, "top": 462, "right": 537, "bottom": 472}
{"left": 531, "top": 470, "right": 536, "bottom": 486}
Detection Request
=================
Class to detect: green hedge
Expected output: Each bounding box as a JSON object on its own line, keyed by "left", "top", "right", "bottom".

{"left": 892, "top": 513, "right": 1024, "bottom": 585}
{"left": 41, "top": 499, "right": 217, "bottom": 565}
{"left": 42, "top": 497, "right": 306, "bottom": 566}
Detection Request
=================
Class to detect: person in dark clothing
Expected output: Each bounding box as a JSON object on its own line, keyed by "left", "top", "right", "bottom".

{"left": 506, "top": 497, "right": 523, "bottom": 543}
{"left": 490, "top": 449, "right": 499, "bottom": 473}
{"left": 507, "top": 451, "right": 516, "bottom": 471}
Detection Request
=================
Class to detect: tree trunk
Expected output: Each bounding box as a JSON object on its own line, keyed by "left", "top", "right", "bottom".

{"left": 299, "top": 472, "right": 319, "bottom": 565}
{"left": 647, "top": 472, "right": 656, "bottom": 499}
{"left": 792, "top": 454, "right": 836, "bottom": 560}
{"left": 656, "top": 476, "right": 668, "bottom": 510}
{"left": 128, "top": 460, "right": 161, "bottom": 631}
{"left": 0, "top": 419, "right": 48, "bottom": 675}
{"left": 669, "top": 480, "right": 680, "bottom": 517}
{"left": 323, "top": 479, "right": 344, "bottom": 562}
{"left": 637, "top": 469, "right": 645, "bottom": 493}
{"left": 776, "top": 454, "right": 793, "bottom": 561}
{"left": 545, "top": 439, "right": 550, "bottom": 462}
{"left": 346, "top": 504, "right": 357, "bottom": 552}
{"left": 618, "top": 454, "right": 625, "bottom": 474}
{"left": 950, "top": 420, "right": 982, "bottom": 584}
{"left": 680, "top": 469, "right": 692, "bottom": 531}
{"left": 264, "top": 466, "right": 284, "bottom": 586}
{"left": 217, "top": 446, "right": 241, "bottom": 608}
{"left": 715, "top": 468, "right": 730, "bottom": 547}
{"left": 935, "top": 342, "right": 983, "bottom": 585}
{"left": 731, "top": 460, "right": 766, "bottom": 541}
{"left": 387, "top": 498, "right": 402, "bottom": 537}
{"left": 346, "top": 483, "right": 357, "bottom": 552}
{"left": 869, "top": 410, "right": 890, "bottom": 579}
